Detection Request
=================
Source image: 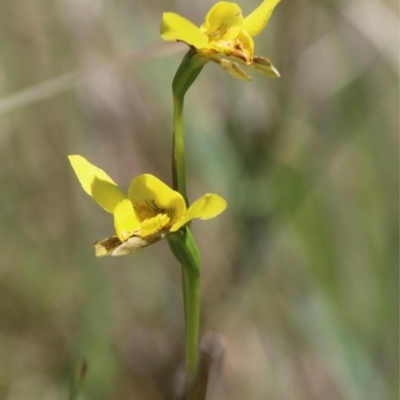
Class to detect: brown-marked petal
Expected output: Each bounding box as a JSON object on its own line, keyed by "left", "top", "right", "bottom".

{"left": 201, "top": 2, "right": 243, "bottom": 40}
{"left": 128, "top": 174, "right": 186, "bottom": 222}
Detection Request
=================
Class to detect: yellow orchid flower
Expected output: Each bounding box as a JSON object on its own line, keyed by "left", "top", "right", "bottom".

{"left": 160, "top": 0, "right": 281, "bottom": 80}
{"left": 68, "top": 155, "right": 227, "bottom": 257}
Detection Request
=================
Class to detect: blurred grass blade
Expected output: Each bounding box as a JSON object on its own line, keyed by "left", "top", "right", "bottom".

{"left": 0, "top": 42, "right": 185, "bottom": 116}
{"left": 68, "top": 359, "right": 88, "bottom": 400}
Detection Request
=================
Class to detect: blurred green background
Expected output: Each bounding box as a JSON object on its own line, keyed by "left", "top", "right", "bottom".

{"left": 0, "top": 0, "right": 398, "bottom": 399}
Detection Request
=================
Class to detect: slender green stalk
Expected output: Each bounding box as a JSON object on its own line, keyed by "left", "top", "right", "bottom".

{"left": 169, "top": 50, "right": 208, "bottom": 397}
{"left": 167, "top": 228, "right": 201, "bottom": 388}
{"left": 181, "top": 258, "right": 200, "bottom": 377}
{"left": 172, "top": 95, "right": 186, "bottom": 200}
{"left": 171, "top": 50, "right": 208, "bottom": 200}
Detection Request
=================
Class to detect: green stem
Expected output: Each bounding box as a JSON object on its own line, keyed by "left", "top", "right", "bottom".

{"left": 167, "top": 228, "right": 201, "bottom": 392}
{"left": 172, "top": 50, "right": 208, "bottom": 200}
{"left": 172, "top": 95, "right": 186, "bottom": 200}
{"left": 182, "top": 262, "right": 200, "bottom": 379}
{"left": 170, "top": 50, "right": 209, "bottom": 397}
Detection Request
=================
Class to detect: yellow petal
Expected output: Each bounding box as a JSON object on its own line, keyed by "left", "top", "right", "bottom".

{"left": 160, "top": 12, "right": 208, "bottom": 48}
{"left": 207, "top": 29, "right": 254, "bottom": 63}
{"left": 236, "top": 29, "right": 254, "bottom": 62}
{"left": 201, "top": 2, "right": 243, "bottom": 40}
{"left": 68, "top": 155, "right": 126, "bottom": 213}
{"left": 140, "top": 214, "right": 171, "bottom": 237}
{"left": 243, "top": 0, "right": 281, "bottom": 36}
{"left": 113, "top": 199, "right": 141, "bottom": 241}
{"left": 170, "top": 193, "right": 227, "bottom": 232}
{"left": 128, "top": 174, "right": 186, "bottom": 223}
